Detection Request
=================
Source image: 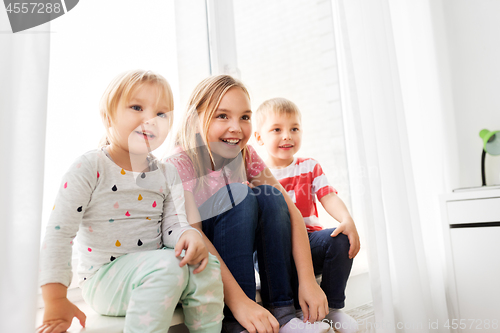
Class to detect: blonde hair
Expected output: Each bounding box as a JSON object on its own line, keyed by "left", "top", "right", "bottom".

{"left": 98, "top": 70, "right": 174, "bottom": 147}
{"left": 254, "top": 97, "right": 302, "bottom": 131}
{"left": 174, "top": 75, "right": 251, "bottom": 185}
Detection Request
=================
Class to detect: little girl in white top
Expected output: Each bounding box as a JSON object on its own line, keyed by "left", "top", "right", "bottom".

{"left": 38, "top": 70, "right": 223, "bottom": 333}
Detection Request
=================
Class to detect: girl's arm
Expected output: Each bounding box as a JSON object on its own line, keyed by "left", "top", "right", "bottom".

{"left": 250, "top": 168, "right": 329, "bottom": 323}
{"left": 319, "top": 193, "right": 360, "bottom": 259}
{"left": 39, "top": 154, "right": 97, "bottom": 332}
{"left": 161, "top": 163, "right": 208, "bottom": 272}
{"left": 39, "top": 283, "right": 86, "bottom": 333}
{"left": 183, "top": 190, "right": 280, "bottom": 333}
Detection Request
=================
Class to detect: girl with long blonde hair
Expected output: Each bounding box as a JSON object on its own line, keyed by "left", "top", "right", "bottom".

{"left": 167, "top": 75, "right": 331, "bottom": 333}
{"left": 38, "top": 70, "right": 223, "bottom": 333}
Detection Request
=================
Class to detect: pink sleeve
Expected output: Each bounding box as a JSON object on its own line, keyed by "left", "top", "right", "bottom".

{"left": 164, "top": 153, "right": 197, "bottom": 193}
{"left": 245, "top": 145, "right": 266, "bottom": 180}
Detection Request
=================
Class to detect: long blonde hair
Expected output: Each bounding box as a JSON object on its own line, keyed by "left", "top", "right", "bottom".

{"left": 99, "top": 70, "right": 174, "bottom": 147}
{"left": 174, "top": 75, "right": 251, "bottom": 185}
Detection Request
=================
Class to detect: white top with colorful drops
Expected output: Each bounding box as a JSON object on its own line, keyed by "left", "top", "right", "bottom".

{"left": 39, "top": 149, "right": 193, "bottom": 288}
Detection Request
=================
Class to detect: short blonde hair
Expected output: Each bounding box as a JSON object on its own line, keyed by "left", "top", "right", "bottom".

{"left": 254, "top": 97, "right": 302, "bottom": 131}
{"left": 174, "top": 75, "right": 251, "bottom": 186}
{"left": 99, "top": 70, "right": 174, "bottom": 147}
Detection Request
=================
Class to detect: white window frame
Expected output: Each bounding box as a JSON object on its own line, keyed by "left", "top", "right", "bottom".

{"left": 205, "top": 0, "right": 239, "bottom": 77}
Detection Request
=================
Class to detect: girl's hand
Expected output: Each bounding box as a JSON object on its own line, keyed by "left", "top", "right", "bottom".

{"left": 232, "top": 297, "right": 280, "bottom": 333}
{"left": 175, "top": 229, "right": 209, "bottom": 274}
{"left": 330, "top": 217, "right": 360, "bottom": 259}
{"left": 298, "top": 279, "right": 329, "bottom": 323}
{"left": 242, "top": 180, "right": 255, "bottom": 188}
{"left": 38, "top": 297, "right": 86, "bottom": 333}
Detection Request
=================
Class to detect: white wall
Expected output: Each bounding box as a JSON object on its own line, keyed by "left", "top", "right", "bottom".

{"left": 440, "top": 0, "right": 500, "bottom": 188}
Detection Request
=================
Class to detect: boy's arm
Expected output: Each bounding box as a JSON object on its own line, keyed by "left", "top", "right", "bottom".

{"left": 251, "top": 168, "right": 329, "bottom": 323}
{"left": 319, "top": 193, "right": 360, "bottom": 259}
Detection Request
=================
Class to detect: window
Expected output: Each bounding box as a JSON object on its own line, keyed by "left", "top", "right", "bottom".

{"left": 175, "top": 0, "right": 352, "bottom": 219}
{"left": 175, "top": 0, "right": 369, "bottom": 275}
{"left": 232, "top": 0, "right": 352, "bottom": 219}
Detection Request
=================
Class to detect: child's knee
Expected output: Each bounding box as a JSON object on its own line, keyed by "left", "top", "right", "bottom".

{"left": 207, "top": 254, "right": 222, "bottom": 280}
{"left": 206, "top": 253, "right": 221, "bottom": 269}
{"left": 328, "top": 233, "right": 350, "bottom": 256}
{"left": 195, "top": 253, "right": 222, "bottom": 284}
{"left": 229, "top": 182, "right": 254, "bottom": 204}
{"left": 233, "top": 183, "right": 259, "bottom": 213}
{"left": 252, "top": 184, "right": 283, "bottom": 200}
{"left": 206, "top": 183, "right": 257, "bottom": 218}
{"left": 184, "top": 254, "right": 223, "bottom": 306}
{"left": 206, "top": 254, "right": 223, "bottom": 289}
{"left": 253, "top": 185, "right": 289, "bottom": 214}
{"left": 144, "top": 249, "right": 190, "bottom": 282}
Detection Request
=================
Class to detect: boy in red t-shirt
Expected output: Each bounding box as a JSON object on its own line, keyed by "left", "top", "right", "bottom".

{"left": 254, "top": 98, "right": 360, "bottom": 333}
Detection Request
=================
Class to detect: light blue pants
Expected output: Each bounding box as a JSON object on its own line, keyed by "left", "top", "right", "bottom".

{"left": 82, "top": 248, "right": 223, "bottom": 333}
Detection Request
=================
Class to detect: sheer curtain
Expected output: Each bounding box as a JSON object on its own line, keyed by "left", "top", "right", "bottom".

{"left": 0, "top": 14, "right": 50, "bottom": 333}
{"left": 332, "top": 0, "right": 459, "bottom": 331}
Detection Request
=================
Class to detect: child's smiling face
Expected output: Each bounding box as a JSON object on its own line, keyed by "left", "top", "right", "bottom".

{"left": 204, "top": 87, "right": 252, "bottom": 160}
{"left": 111, "top": 83, "right": 172, "bottom": 155}
{"left": 256, "top": 112, "right": 302, "bottom": 167}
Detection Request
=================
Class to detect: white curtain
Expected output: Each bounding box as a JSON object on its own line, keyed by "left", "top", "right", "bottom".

{"left": 331, "top": 0, "right": 459, "bottom": 332}
{"left": 0, "top": 13, "right": 50, "bottom": 333}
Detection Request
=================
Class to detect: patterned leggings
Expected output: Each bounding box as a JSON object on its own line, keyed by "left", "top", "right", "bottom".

{"left": 82, "top": 248, "right": 223, "bottom": 333}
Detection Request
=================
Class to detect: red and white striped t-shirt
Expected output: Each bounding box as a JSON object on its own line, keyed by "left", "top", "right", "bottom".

{"left": 270, "top": 157, "right": 337, "bottom": 232}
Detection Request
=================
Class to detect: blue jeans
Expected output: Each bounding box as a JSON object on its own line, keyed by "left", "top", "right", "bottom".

{"left": 291, "top": 228, "right": 353, "bottom": 309}
{"left": 201, "top": 184, "right": 295, "bottom": 325}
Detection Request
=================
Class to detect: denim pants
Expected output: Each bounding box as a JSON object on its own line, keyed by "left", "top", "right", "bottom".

{"left": 291, "top": 228, "right": 353, "bottom": 309}
{"left": 200, "top": 183, "right": 295, "bottom": 325}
